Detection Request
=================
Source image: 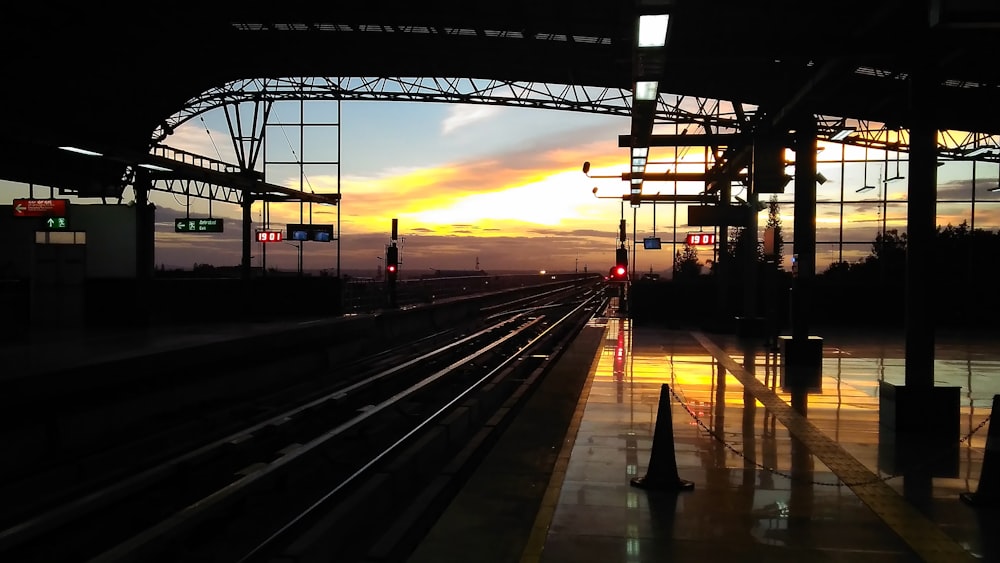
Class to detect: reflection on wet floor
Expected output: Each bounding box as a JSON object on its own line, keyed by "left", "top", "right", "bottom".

{"left": 537, "top": 318, "right": 997, "bottom": 563}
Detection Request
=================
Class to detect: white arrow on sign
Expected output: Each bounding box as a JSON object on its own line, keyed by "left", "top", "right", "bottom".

{"left": 15, "top": 203, "right": 25, "bottom": 214}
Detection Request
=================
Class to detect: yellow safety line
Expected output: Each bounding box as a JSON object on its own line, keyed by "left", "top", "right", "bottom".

{"left": 692, "top": 330, "right": 977, "bottom": 563}
{"left": 519, "top": 321, "right": 609, "bottom": 563}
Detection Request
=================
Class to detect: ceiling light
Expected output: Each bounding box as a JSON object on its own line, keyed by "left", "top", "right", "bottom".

{"left": 635, "top": 81, "right": 658, "bottom": 101}
{"left": 815, "top": 172, "right": 828, "bottom": 185}
{"left": 830, "top": 127, "right": 854, "bottom": 141}
{"left": 966, "top": 146, "right": 994, "bottom": 157}
{"left": 632, "top": 147, "right": 648, "bottom": 158}
{"left": 856, "top": 185, "right": 876, "bottom": 193}
{"left": 139, "top": 163, "right": 172, "bottom": 172}
{"left": 637, "top": 14, "right": 669, "bottom": 47}
{"left": 59, "top": 146, "right": 103, "bottom": 157}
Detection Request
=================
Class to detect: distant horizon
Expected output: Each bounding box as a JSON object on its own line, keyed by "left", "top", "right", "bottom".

{"left": 4, "top": 100, "right": 1000, "bottom": 277}
{"left": 157, "top": 262, "right": 598, "bottom": 277}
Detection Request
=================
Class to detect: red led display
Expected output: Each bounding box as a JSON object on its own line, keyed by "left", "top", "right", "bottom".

{"left": 256, "top": 230, "right": 283, "bottom": 243}
{"left": 685, "top": 233, "right": 716, "bottom": 246}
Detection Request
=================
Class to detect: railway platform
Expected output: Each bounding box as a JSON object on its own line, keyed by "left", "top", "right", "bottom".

{"left": 407, "top": 311, "right": 1000, "bottom": 563}
{"left": 3, "top": 291, "right": 998, "bottom": 562}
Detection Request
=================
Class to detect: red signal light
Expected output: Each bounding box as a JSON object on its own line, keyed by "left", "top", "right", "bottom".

{"left": 614, "top": 266, "right": 626, "bottom": 277}
{"left": 387, "top": 264, "right": 397, "bottom": 273}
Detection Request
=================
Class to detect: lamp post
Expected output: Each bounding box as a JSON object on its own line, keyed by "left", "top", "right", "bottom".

{"left": 282, "top": 241, "right": 302, "bottom": 275}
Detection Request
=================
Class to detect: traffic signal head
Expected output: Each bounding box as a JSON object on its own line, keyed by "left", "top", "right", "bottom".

{"left": 386, "top": 245, "right": 399, "bottom": 280}
{"left": 615, "top": 247, "right": 628, "bottom": 267}
{"left": 609, "top": 246, "right": 628, "bottom": 281}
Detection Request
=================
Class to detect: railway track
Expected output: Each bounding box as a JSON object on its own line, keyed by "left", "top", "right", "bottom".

{"left": 0, "top": 281, "right": 607, "bottom": 562}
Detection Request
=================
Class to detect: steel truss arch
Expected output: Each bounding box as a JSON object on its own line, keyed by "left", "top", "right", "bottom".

{"left": 155, "top": 77, "right": 755, "bottom": 147}
{"left": 150, "top": 76, "right": 1000, "bottom": 183}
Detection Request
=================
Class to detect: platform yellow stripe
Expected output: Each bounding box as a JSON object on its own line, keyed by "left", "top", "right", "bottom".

{"left": 693, "top": 331, "right": 977, "bottom": 563}
{"left": 518, "top": 325, "right": 605, "bottom": 563}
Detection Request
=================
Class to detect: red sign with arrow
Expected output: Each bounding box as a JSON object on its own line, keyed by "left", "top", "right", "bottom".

{"left": 13, "top": 198, "right": 69, "bottom": 218}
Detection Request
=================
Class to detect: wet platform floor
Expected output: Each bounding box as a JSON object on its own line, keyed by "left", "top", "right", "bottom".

{"left": 410, "top": 318, "right": 999, "bottom": 563}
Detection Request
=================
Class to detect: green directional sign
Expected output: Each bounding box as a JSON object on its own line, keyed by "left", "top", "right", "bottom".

{"left": 175, "top": 218, "right": 224, "bottom": 233}
{"left": 43, "top": 217, "right": 70, "bottom": 230}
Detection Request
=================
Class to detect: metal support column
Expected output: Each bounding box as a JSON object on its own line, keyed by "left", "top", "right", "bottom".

{"left": 742, "top": 177, "right": 759, "bottom": 319}
{"left": 878, "top": 65, "right": 959, "bottom": 459}
{"left": 778, "top": 118, "right": 823, "bottom": 379}
{"left": 134, "top": 169, "right": 155, "bottom": 281}
{"left": 134, "top": 169, "right": 155, "bottom": 327}
{"left": 716, "top": 179, "right": 732, "bottom": 323}
{"left": 904, "top": 71, "right": 937, "bottom": 388}
{"left": 242, "top": 191, "right": 253, "bottom": 281}
{"left": 791, "top": 121, "right": 817, "bottom": 340}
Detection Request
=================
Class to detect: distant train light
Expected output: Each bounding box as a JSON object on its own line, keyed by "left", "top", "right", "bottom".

{"left": 685, "top": 232, "right": 716, "bottom": 246}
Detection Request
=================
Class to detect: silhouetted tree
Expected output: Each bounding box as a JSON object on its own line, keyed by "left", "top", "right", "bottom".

{"left": 673, "top": 243, "right": 702, "bottom": 279}
{"left": 765, "top": 195, "right": 784, "bottom": 267}
{"left": 816, "top": 222, "right": 1000, "bottom": 326}
{"left": 933, "top": 221, "right": 999, "bottom": 285}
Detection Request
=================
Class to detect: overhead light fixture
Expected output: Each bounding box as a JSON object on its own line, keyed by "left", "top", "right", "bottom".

{"left": 635, "top": 81, "right": 658, "bottom": 101}
{"left": 59, "top": 146, "right": 103, "bottom": 157}
{"left": 856, "top": 185, "right": 876, "bottom": 193}
{"left": 632, "top": 165, "right": 643, "bottom": 173}
{"left": 884, "top": 175, "right": 904, "bottom": 183}
{"left": 831, "top": 127, "right": 854, "bottom": 142}
{"left": 637, "top": 14, "right": 670, "bottom": 47}
{"left": 966, "top": 146, "right": 994, "bottom": 157}
{"left": 632, "top": 147, "right": 648, "bottom": 158}
{"left": 988, "top": 185, "right": 1000, "bottom": 193}
{"left": 815, "top": 172, "right": 828, "bottom": 185}
{"left": 139, "top": 163, "right": 172, "bottom": 172}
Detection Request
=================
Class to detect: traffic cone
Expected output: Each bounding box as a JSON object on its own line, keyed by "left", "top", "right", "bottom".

{"left": 961, "top": 394, "right": 999, "bottom": 507}
{"left": 631, "top": 383, "right": 695, "bottom": 491}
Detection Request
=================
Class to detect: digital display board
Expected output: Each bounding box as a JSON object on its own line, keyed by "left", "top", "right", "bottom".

{"left": 256, "top": 230, "right": 283, "bottom": 243}
{"left": 286, "top": 224, "right": 335, "bottom": 242}
{"left": 685, "top": 232, "right": 716, "bottom": 246}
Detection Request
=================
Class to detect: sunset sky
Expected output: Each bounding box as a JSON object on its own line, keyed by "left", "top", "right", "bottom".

{"left": 4, "top": 96, "right": 1000, "bottom": 277}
